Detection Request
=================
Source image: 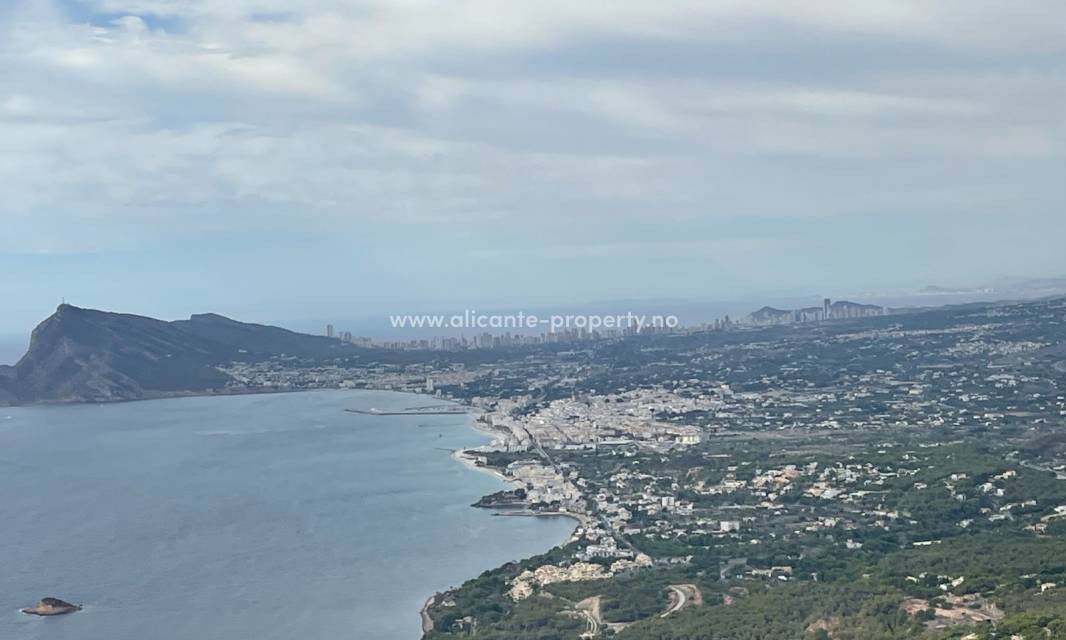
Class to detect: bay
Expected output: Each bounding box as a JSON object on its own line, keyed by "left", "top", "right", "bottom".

{"left": 0, "top": 390, "right": 573, "bottom": 639}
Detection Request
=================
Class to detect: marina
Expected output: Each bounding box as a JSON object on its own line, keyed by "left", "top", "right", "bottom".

{"left": 345, "top": 405, "right": 472, "bottom": 416}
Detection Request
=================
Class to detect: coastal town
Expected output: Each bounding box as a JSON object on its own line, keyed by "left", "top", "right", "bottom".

{"left": 217, "top": 295, "right": 1066, "bottom": 639}
{"left": 6, "top": 2, "right": 1065, "bottom": 639}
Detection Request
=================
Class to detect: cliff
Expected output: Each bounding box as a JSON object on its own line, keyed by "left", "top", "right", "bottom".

{"left": 1, "top": 305, "right": 351, "bottom": 405}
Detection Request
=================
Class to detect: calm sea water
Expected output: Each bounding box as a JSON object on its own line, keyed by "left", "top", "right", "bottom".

{"left": 0, "top": 390, "right": 574, "bottom": 640}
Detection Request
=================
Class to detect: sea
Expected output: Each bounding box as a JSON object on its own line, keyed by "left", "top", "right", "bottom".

{"left": 0, "top": 390, "right": 575, "bottom": 640}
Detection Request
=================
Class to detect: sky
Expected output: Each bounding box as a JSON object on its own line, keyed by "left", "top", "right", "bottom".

{"left": 1, "top": 0, "right": 1065, "bottom": 337}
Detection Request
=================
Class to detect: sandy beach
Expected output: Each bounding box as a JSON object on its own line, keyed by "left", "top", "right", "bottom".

{"left": 450, "top": 447, "right": 513, "bottom": 485}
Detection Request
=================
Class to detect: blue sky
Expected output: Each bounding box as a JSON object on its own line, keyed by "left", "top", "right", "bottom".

{"left": 1, "top": 0, "right": 1065, "bottom": 336}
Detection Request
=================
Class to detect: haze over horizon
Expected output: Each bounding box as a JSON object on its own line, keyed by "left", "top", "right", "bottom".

{"left": 8, "top": 5, "right": 1066, "bottom": 640}
{"left": 3, "top": 1, "right": 1066, "bottom": 336}
{"left": 1, "top": 272, "right": 1063, "bottom": 366}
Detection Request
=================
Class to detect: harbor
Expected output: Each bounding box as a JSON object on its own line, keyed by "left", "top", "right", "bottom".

{"left": 345, "top": 404, "right": 472, "bottom": 416}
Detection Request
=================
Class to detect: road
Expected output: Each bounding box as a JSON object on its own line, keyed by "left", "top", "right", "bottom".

{"left": 661, "top": 584, "right": 703, "bottom": 618}
{"left": 575, "top": 596, "right": 602, "bottom": 638}
{"left": 661, "top": 585, "right": 688, "bottom": 617}
{"left": 526, "top": 428, "right": 640, "bottom": 553}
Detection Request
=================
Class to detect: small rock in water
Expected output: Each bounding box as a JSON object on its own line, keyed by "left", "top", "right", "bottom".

{"left": 21, "top": 597, "right": 82, "bottom": 616}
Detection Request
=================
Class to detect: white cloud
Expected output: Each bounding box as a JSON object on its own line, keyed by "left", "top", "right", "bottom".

{"left": 1, "top": 0, "right": 1064, "bottom": 255}
{"left": 74, "top": 0, "right": 1066, "bottom": 55}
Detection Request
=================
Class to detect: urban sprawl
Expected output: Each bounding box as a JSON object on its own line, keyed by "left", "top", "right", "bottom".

{"left": 223, "top": 296, "right": 1066, "bottom": 640}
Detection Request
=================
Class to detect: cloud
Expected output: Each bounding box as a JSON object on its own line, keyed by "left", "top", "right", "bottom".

{"left": 0, "top": 0, "right": 1064, "bottom": 258}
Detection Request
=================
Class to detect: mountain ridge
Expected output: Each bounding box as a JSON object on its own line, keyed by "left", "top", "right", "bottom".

{"left": 0, "top": 304, "right": 351, "bottom": 406}
{"left": 745, "top": 299, "right": 886, "bottom": 326}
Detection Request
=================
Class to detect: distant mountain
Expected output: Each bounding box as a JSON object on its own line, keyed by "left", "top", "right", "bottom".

{"left": 745, "top": 299, "right": 886, "bottom": 326}
{"left": 747, "top": 306, "right": 793, "bottom": 325}
{"left": 919, "top": 284, "right": 988, "bottom": 294}
{"left": 830, "top": 300, "right": 884, "bottom": 316}
{"left": 0, "top": 305, "right": 352, "bottom": 405}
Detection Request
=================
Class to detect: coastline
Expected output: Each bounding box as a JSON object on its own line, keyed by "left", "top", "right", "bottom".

{"left": 9, "top": 386, "right": 577, "bottom": 638}
{"left": 4, "top": 388, "right": 577, "bottom": 640}
{"left": 420, "top": 595, "right": 436, "bottom": 634}
{"left": 0, "top": 385, "right": 340, "bottom": 409}
{"left": 451, "top": 449, "right": 590, "bottom": 527}
{"left": 420, "top": 409, "right": 580, "bottom": 637}
{"left": 4, "top": 388, "right": 582, "bottom": 640}
{"left": 450, "top": 447, "right": 512, "bottom": 485}
{"left": 0, "top": 379, "right": 454, "bottom": 409}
